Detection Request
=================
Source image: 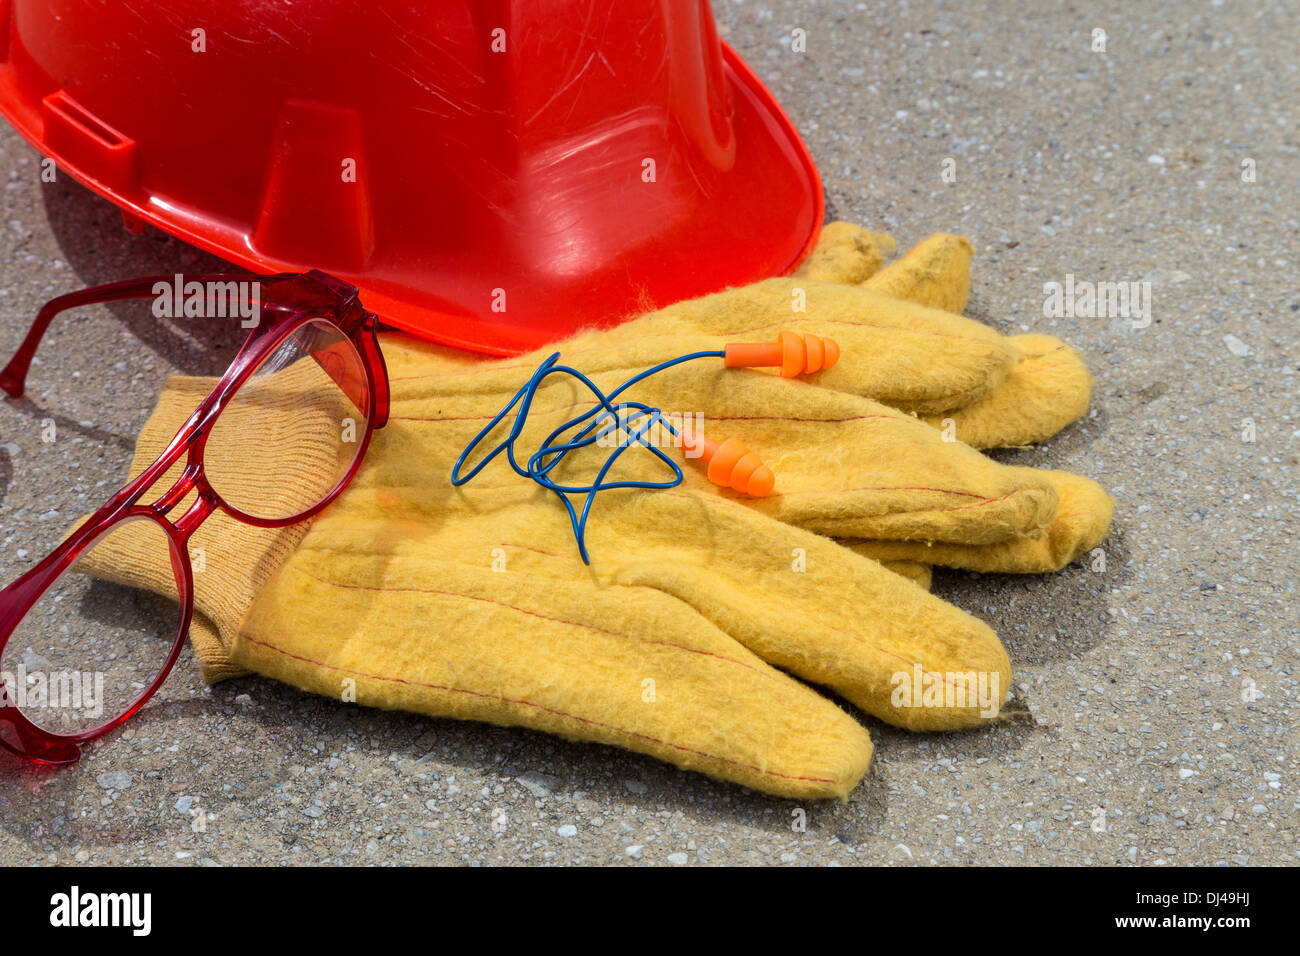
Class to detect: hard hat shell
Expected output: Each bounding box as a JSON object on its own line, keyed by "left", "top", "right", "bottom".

{"left": 0, "top": 1, "right": 822, "bottom": 354}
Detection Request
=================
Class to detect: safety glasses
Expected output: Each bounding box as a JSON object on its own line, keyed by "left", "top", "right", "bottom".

{"left": 0, "top": 271, "right": 389, "bottom": 765}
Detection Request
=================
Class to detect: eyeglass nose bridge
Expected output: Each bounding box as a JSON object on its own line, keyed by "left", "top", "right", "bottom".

{"left": 173, "top": 488, "right": 219, "bottom": 541}
{"left": 145, "top": 461, "right": 218, "bottom": 540}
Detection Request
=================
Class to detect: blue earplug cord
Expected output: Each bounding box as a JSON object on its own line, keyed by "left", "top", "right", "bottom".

{"left": 451, "top": 350, "right": 724, "bottom": 563}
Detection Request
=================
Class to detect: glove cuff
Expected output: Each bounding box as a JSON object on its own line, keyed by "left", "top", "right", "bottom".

{"left": 73, "top": 374, "right": 327, "bottom": 683}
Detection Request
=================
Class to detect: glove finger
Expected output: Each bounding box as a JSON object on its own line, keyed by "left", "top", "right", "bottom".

{"left": 619, "top": 364, "right": 1062, "bottom": 545}
{"left": 921, "top": 334, "right": 1094, "bottom": 449}
{"left": 843, "top": 470, "right": 1114, "bottom": 574}
{"left": 595, "top": 491, "right": 1012, "bottom": 732}
{"left": 874, "top": 558, "right": 933, "bottom": 591}
{"left": 694, "top": 280, "right": 1018, "bottom": 416}
{"left": 792, "top": 221, "right": 896, "bottom": 285}
{"left": 237, "top": 499, "right": 873, "bottom": 801}
{"left": 860, "top": 239, "right": 1094, "bottom": 447}
{"left": 861, "top": 233, "right": 973, "bottom": 313}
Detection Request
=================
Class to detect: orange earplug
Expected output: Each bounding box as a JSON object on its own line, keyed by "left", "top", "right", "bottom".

{"left": 724, "top": 330, "right": 840, "bottom": 378}
{"left": 678, "top": 431, "right": 774, "bottom": 497}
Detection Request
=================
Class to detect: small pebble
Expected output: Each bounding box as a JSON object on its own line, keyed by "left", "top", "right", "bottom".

{"left": 516, "top": 771, "right": 560, "bottom": 798}
{"left": 95, "top": 771, "right": 131, "bottom": 790}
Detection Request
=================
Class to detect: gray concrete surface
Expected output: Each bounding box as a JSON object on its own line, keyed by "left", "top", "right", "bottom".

{"left": 0, "top": 0, "right": 1295, "bottom": 865}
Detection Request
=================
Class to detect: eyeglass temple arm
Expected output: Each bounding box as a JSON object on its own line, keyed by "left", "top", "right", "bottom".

{"left": 0, "top": 274, "right": 263, "bottom": 399}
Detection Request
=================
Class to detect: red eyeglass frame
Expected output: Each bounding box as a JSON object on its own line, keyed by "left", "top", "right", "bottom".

{"left": 0, "top": 270, "right": 390, "bottom": 766}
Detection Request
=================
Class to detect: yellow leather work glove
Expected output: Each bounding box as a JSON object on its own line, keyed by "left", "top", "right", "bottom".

{"left": 74, "top": 223, "right": 1111, "bottom": 799}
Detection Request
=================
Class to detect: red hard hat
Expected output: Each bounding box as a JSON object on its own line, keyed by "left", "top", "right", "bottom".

{"left": 0, "top": 1, "right": 822, "bottom": 354}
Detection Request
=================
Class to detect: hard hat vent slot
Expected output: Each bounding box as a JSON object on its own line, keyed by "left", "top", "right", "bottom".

{"left": 46, "top": 93, "right": 121, "bottom": 146}
{"left": 40, "top": 91, "right": 137, "bottom": 190}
